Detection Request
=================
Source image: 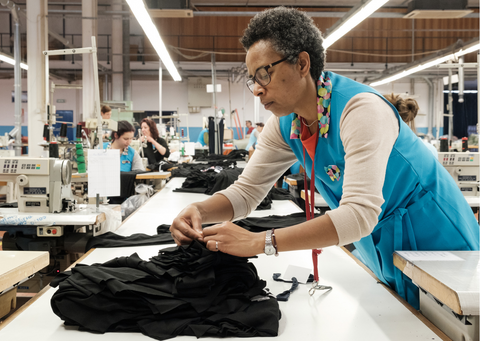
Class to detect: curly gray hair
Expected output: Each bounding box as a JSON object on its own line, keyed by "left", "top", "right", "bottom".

{"left": 240, "top": 7, "right": 325, "bottom": 82}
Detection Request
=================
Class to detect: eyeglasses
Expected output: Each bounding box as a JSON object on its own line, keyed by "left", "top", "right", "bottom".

{"left": 246, "top": 56, "right": 289, "bottom": 93}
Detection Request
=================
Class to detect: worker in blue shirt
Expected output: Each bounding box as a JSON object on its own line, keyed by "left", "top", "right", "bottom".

{"left": 245, "top": 122, "right": 264, "bottom": 152}
{"left": 169, "top": 7, "right": 479, "bottom": 311}
{"left": 103, "top": 120, "right": 145, "bottom": 172}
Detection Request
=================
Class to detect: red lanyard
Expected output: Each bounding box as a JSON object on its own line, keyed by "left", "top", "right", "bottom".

{"left": 302, "top": 146, "right": 323, "bottom": 283}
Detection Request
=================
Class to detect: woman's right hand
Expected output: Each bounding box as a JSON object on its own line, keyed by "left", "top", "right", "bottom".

{"left": 170, "top": 205, "right": 204, "bottom": 245}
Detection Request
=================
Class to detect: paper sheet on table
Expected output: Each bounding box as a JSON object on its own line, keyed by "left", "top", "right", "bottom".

{"left": 184, "top": 142, "right": 196, "bottom": 156}
{"left": 88, "top": 149, "right": 120, "bottom": 197}
{"left": 396, "top": 251, "right": 464, "bottom": 262}
{"left": 281, "top": 264, "right": 312, "bottom": 284}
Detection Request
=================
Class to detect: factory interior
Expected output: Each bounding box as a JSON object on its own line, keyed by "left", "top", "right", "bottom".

{"left": 0, "top": 0, "right": 479, "bottom": 340}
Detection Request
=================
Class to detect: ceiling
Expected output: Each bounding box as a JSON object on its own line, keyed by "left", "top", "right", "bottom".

{"left": 188, "top": 0, "right": 478, "bottom": 8}
{"left": 0, "top": 0, "right": 478, "bottom": 83}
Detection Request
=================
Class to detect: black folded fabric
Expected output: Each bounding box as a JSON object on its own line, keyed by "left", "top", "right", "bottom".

{"left": 85, "top": 232, "right": 175, "bottom": 252}
{"left": 193, "top": 150, "right": 247, "bottom": 162}
{"left": 170, "top": 161, "right": 238, "bottom": 178}
{"left": 51, "top": 241, "right": 280, "bottom": 340}
{"left": 173, "top": 167, "right": 243, "bottom": 194}
{"left": 156, "top": 212, "right": 322, "bottom": 235}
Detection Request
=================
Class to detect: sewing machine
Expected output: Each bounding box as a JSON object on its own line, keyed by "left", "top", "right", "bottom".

{"left": 438, "top": 152, "right": 479, "bottom": 196}
{"left": 0, "top": 157, "right": 118, "bottom": 278}
{"left": 0, "top": 157, "right": 73, "bottom": 213}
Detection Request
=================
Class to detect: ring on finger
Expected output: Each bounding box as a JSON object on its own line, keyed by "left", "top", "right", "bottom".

{"left": 215, "top": 241, "right": 219, "bottom": 251}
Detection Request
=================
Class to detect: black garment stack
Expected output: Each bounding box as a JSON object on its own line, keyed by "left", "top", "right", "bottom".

{"left": 50, "top": 241, "right": 280, "bottom": 340}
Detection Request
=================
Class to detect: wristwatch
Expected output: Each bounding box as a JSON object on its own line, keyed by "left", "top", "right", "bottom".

{"left": 264, "top": 229, "right": 278, "bottom": 256}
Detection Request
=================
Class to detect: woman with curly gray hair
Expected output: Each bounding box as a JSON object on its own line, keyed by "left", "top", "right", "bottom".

{"left": 170, "top": 7, "right": 478, "bottom": 309}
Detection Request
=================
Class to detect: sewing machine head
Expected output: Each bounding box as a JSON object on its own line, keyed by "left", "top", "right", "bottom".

{"left": 438, "top": 152, "right": 479, "bottom": 196}
{"left": 0, "top": 157, "right": 72, "bottom": 213}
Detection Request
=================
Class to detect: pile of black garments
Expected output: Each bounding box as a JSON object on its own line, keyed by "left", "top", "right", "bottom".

{"left": 173, "top": 166, "right": 243, "bottom": 195}
{"left": 173, "top": 165, "right": 298, "bottom": 211}
{"left": 193, "top": 150, "right": 248, "bottom": 162}
{"left": 50, "top": 241, "right": 280, "bottom": 340}
{"left": 170, "top": 160, "right": 238, "bottom": 178}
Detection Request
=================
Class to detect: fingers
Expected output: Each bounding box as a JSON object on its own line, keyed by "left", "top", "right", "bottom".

{"left": 205, "top": 239, "right": 220, "bottom": 252}
{"left": 170, "top": 218, "right": 202, "bottom": 245}
{"left": 190, "top": 211, "right": 204, "bottom": 242}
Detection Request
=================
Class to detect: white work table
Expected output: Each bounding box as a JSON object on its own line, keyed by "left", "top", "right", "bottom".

{"left": 0, "top": 245, "right": 442, "bottom": 340}
{"left": 0, "top": 251, "right": 49, "bottom": 319}
{"left": 0, "top": 176, "right": 446, "bottom": 340}
{"left": 394, "top": 251, "right": 479, "bottom": 341}
{"left": 0, "top": 251, "right": 49, "bottom": 293}
{"left": 0, "top": 205, "right": 106, "bottom": 226}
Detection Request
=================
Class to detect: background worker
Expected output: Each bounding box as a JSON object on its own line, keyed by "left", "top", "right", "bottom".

{"left": 103, "top": 120, "right": 145, "bottom": 172}
{"left": 384, "top": 93, "right": 438, "bottom": 157}
{"left": 100, "top": 105, "right": 114, "bottom": 140}
{"left": 245, "top": 120, "right": 254, "bottom": 135}
{"left": 140, "top": 118, "right": 170, "bottom": 167}
{"left": 101, "top": 105, "right": 112, "bottom": 119}
{"left": 245, "top": 123, "right": 264, "bottom": 159}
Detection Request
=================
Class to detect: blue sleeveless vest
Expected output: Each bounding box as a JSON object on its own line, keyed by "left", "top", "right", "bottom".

{"left": 279, "top": 71, "right": 479, "bottom": 308}
{"left": 103, "top": 142, "right": 135, "bottom": 172}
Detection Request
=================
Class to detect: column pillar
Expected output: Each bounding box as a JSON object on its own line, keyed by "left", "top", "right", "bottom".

{"left": 82, "top": 0, "right": 98, "bottom": 119}
{"left": 111, "top": 0, "right": 123, "bottom": 101}
{"left": 122, "top": 4, "right": 131, "bottom": 102}
{"left": 26, "top": 0, "right": 48, "bottom": 157}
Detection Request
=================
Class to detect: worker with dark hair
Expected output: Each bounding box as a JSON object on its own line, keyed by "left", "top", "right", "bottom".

{"left": 103, "top": 120, "right": 145, "bottom": 172}
{"left": 101, "top": 105, "right": 112, "bottom": 119}
{"left": 245, "top": 120, "right": 254, "bottom": 135}
{"left": 140, "top": 118, "right": 170, "bottom": 166}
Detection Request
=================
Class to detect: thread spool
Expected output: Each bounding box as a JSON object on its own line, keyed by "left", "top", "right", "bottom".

{"left": 76, "top": 124, "right": 83, "bottom": 139}
{"left": 43, "top": 124, "right": 50, "bottom": 142}
{"left": 60, "top": 123, "right": 68, "bottom": 138}
{"left": 440, "top": 138, "right": 448, "bottom": 152}
{"left": 76, "top": 143, "right": 86, "bottom": 173}
{"left": 462, "top": 137, "right": 468, "bottom": 152}
{"left": 49, "top": 142, "right": 59, "bottom": 158}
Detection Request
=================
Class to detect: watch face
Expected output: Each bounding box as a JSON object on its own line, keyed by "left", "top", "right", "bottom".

{"left": 264, "top": 244, "right": 276, "bottom": 255}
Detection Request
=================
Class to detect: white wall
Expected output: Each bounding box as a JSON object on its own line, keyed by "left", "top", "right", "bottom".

{"left": 0, "top": 77, "right": 82, "bottom": 126}
{"left": 131, "top": 78, "right": 272, "bottom": 130}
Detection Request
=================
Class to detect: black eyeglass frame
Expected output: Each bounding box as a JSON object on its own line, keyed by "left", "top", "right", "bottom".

{"left": 246, "top": 56, "right": 290, "bottom": 93}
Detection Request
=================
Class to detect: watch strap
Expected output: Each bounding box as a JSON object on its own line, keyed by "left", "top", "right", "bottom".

{"left": 271, "top": 228, "right": 278, "bottom": 256}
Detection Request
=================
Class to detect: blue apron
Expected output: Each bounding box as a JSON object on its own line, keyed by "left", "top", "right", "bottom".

{"left": 279, "top": 71, "right": 479, "bottom": 308}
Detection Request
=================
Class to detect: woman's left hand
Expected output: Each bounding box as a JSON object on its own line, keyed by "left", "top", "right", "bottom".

{"left": 202, "top": 221, "right": 264, "bottom": 257}
{"left": 146, "top": 135, "right": 154, "bottom": 143}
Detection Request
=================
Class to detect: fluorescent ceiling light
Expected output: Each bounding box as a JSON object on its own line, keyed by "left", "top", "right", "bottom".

{"left": 0, "top": 52, "right": 28, "bottom": 70}
{"left": 454, "top": 43, "right": 480, "bottom": 57}
{"left": 370, "top": 38, "right": 480, "bottom": 87}
{"left": 443, "top": 90, "right": 478, "bottom": 93}
{"left": 323, "top": 0, "right": 389, "bottom": 49}
{"left": 370, "top": 54, "right": 454, "bottom": 86}
{"left": 126, "top": 0, "right": 181, "bottom": 81}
